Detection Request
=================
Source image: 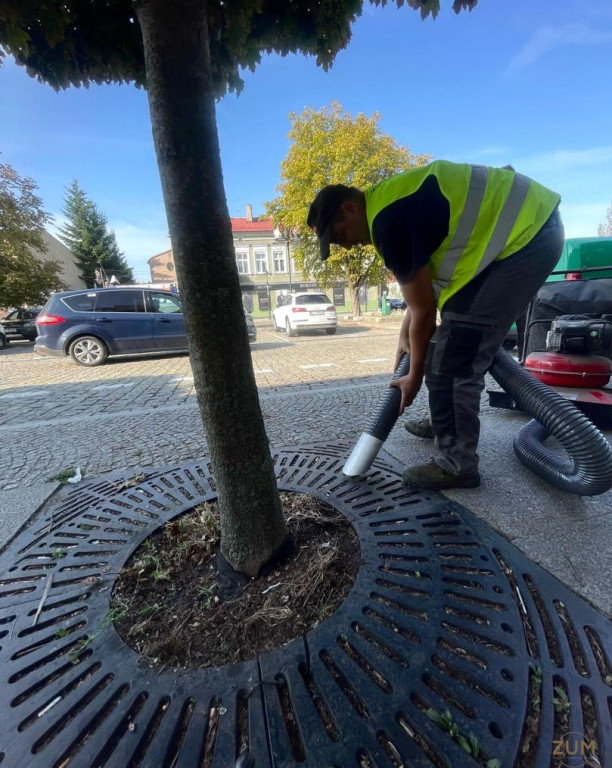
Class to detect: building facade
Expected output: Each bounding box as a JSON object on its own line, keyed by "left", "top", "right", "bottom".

{"left": 36, "top": 231, "right": 87, "bottom": 291}
{"left": 147, "top": 206, "right": 350, "bottom": 313}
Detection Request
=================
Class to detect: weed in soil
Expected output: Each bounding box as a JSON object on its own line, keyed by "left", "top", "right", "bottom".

{"left": 112, "top": 493, "right": 360, "bottom": 669}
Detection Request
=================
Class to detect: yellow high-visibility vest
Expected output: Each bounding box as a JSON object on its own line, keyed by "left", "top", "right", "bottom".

{"left": 364, "top": 160, "right": 560, "bottom": 309}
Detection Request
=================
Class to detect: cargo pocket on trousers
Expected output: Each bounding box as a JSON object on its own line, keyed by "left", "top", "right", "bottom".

{"left": 436, "top": 323, "right": 485, "bottom": 378}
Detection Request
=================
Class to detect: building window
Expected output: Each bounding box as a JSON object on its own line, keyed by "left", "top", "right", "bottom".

{"left": 166, "top": 262, "right": 174, "bottom": 272}
{"left": 236, "top": 250, "right": 250, "bottom": 275}
{"left": 273, "top": 248, "right": 287, "bottom": 273}
{"left": 254, "top": 250, "right": 268, "bottom": 274}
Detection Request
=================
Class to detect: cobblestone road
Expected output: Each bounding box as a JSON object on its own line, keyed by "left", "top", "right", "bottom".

{"left": 0, "top": 321, "right": 433, "bottom": 489}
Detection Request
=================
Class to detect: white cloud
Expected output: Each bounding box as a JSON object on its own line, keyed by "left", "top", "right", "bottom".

{"left": 559, "top": 202, "right": 609, "bottom": 239}
{"left": 513, "top": 146, "right": 612, "bottom": 177}
{"left": 506, "top": 23, "right": 612, "bottom": 75}
{"left": 111, "top": 221, "right": 170, "bottom": 278}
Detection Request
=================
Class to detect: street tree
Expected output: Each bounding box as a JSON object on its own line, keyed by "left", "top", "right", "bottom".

{"left": 597, "top": 200, "right": 612, "bottom": 237}
{"left": 59, "top": 180, "right": 135, "bottom": 286}
{"left": 0, "top": 162, "right": 66, "bottom": 308}
{"left": 266, "top": 102, "right": 431, "bottom": 315}
{"left": 0, "top": 0, "right": 478, "bottom": 577}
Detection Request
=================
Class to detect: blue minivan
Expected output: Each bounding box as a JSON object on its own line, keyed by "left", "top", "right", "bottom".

{"left": 35, "top": 287, "right": 256, "bottom": 366}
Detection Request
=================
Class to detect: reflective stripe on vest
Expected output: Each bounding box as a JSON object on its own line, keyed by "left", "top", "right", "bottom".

{"left": 432, "top": 165, "right": 487, "bottom": 295}
{"left": 433, "top": 166, "right": 532, "bottom": 299}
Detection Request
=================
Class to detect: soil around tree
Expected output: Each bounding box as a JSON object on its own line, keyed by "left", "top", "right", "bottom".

{"left": 112, "top": 493, "right": 360, "bottom": 670}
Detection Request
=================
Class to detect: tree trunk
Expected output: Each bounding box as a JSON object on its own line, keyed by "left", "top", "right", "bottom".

{"left": 136, "top": 0, "right": 287, "bottom": 577}
{"left": 351, "top": 285, "right": 362, "bottom": 317}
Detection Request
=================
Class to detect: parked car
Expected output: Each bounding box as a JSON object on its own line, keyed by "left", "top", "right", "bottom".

{"left": 272, "top": 293, "right": 337, "bottom": 337}
{"left": 0, "top": 323, "right": 7, "bottom": 350}
{"left": 389, "top": 297, "right": 407, "bottom": 311}
{"left": 35, "top": 287, "right": 256, "bottom": 366}
{"left": 1, "top": 307, "right": 40, "bottom": 342}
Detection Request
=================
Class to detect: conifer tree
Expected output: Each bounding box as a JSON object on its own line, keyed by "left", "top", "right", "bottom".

{"left": 59, "top": 180, "right": 134, "bottom": 286}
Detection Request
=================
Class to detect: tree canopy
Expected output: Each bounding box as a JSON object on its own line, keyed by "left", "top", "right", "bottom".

{"left": 0, "top": 162, "right": 66, "bottom": 307}
{"left": 266, "top": 102, "right": 431, "bottom": 313}
{"left": 58, "top": 180, "right": 134, "bottom": 286}
{"left": 597, "top": 200, "right": 612, "bottom": 237}
{"left": 0, "top": 0, "right": 477, "bottom": 94}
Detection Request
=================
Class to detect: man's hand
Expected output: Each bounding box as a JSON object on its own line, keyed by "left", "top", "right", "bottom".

{"left": 389, "top": 374, "right": 422, "bottom": 415}
{"left": 394, "top": 339, "right": 410, "bottom": 371}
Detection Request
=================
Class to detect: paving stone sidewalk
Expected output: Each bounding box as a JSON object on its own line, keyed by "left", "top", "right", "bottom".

{"left": 1, "top": 325, "right": 610, "bottom": 618}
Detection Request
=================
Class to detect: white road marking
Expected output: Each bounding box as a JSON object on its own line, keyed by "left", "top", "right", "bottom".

{"left": 169, "top": 376, "right": 193, "bottom": 383}
{"left": 357, "top": 358, "right": 389, "bottom": 364}
{"left": 254, "top": 369, "right": 273, "bottom": 374}
{"left": 299, "top": 363, "right": 337, "bottom": 370}
{"left": 0, "top": 390, "right": 50, "bottom": 399}
{"left": 92, "top": 383, "right": 134, "bottom": 391}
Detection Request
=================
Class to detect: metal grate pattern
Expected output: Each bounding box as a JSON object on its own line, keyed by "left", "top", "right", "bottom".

{"left": 0, "top": 442, "right": 610, "bottom": 768}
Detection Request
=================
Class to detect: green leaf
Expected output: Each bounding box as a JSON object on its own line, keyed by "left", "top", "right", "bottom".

{"left": 468, "top": 733, "right": 480, "bottom": 757}
{"left": 425, "top": 708, "right": 444, "bottom": 725}
{"left": 486, "top": 760, "right": 502, "bottom": 768}
{"left": 456, "top": 734, "right": 471, "bottom": 753}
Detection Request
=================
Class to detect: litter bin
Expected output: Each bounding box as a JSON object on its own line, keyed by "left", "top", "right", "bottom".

{"left": 381, "top": 291, "right": 391, "bottom": 316}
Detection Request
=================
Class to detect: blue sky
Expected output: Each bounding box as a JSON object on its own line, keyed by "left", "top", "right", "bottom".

{"left": 1, "top": 0, "right": 612, "bottom": 281}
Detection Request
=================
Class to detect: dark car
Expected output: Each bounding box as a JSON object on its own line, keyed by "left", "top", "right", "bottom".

{"left": 1, "top": 307, "right": 40, "bottom": 342}
{"left": 35, "top": 288, "right": 256, "bottom": 366}
{"left": 389, "top": 298, "right": 407, "bottom": 311}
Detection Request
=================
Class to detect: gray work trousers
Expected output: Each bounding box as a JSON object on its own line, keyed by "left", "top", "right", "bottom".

{"left": 425, "top": 209, "right": 565, "bottom": 475}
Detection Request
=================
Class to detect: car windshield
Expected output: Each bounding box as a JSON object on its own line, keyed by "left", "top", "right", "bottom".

{"left": 296, "top": 294, "right": 331, "bottom": 305}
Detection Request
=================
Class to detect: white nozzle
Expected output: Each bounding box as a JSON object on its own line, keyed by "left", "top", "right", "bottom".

{"left": 342, "top": 432, "right": 384, "bottom": 477}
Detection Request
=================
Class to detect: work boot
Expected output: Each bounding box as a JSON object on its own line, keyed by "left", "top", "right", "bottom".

{"left": 401, "top": 461, "right": 480, "bottom": 490}
{"left": 404, "top": 417, "right": 435, "bottom": 439}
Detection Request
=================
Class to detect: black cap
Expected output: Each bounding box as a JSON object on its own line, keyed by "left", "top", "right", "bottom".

{"left": 307, "top": 184, "right": 354, "bottom": 260}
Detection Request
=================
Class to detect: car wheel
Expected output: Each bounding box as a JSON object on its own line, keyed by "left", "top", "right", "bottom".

{"left": 285, "top": 317, "right": 296, "bottom": 338}
{"left": 0, "top": 335, "right": 7, "bottom": 350}
{"left": 272, "top": 315, "right": 279, "bottom": 331}
{"left": 69, "top": 336, "right": 109, "bottom": 367}
{"left": 325, "top": 328, "right": 337, "bottom": 335}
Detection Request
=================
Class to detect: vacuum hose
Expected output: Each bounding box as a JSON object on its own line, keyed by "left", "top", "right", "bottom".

{"left": 343, "top": 354, "right": 411, "bottom": 477}
{"left": 490, "top": 348, "right": 612, "bottom": 496}
{"left": 343, "top": 347, "right": 612, "bottom": 496}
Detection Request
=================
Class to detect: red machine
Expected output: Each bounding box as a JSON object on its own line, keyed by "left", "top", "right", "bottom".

{"left": 489, "top": 272, "right": 612, "bottom": 429}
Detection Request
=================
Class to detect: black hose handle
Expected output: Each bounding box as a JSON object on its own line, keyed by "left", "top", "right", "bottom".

{"left": 364, "top": 353, "right": 411, "bottom": 441}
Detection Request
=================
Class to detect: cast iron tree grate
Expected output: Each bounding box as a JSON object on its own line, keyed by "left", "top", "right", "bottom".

{"left": 0, "top": 442, "right": 610, "bottom": 768}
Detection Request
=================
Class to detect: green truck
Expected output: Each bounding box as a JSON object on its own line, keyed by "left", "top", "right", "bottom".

{"left": 547, "top": 236, "right": 612, "bottom": 281}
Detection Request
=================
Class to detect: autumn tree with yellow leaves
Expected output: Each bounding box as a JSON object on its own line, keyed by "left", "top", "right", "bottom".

{"left": 267, "top": 103, "right": 431, "bottom": 315}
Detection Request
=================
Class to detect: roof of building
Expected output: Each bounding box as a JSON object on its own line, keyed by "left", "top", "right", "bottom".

{"left": 148, "top": 217, "right": 275, "bottom": 264}
{"left": 231, "top": 218, "right": 274, "bottom": 232}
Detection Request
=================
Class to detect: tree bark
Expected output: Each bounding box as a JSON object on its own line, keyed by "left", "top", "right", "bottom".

{"left": 136, "top": 0, "right": 287, "bottom": 577}
{"left": 351, "top": 285, "right": 362, "bottom": 317}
